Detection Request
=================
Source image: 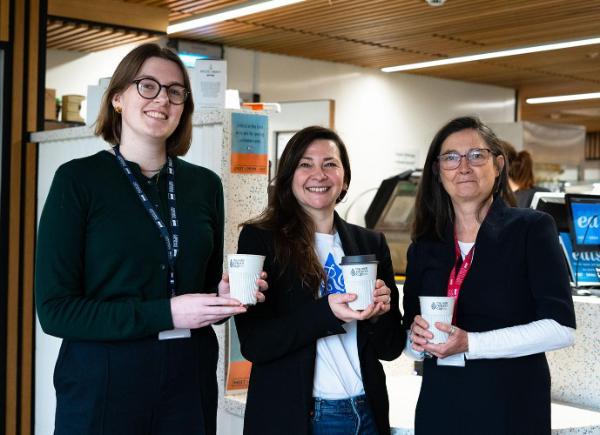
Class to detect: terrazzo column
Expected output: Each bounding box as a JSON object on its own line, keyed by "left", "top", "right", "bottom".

{"left": 207, "top": 110, "right": 270, "bottom": 419}
{"left": 547, "top": 296, "right": 600, "bottom": 410}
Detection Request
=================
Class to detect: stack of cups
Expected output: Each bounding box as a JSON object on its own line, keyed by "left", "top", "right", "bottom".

{"left": 418, "top": 296, "right": 455, "bottom": 344}
{"left": 340, "top": 254, "right": 378, "bottom": 311}
{"left": 227, "top": 254, "right": 265, "bottom": 305}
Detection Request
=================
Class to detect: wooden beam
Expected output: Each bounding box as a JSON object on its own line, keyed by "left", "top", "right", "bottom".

{"left": 20, "top": 0, "right": 42, "bottom": 433}
{"left": 48, "top": 0, "right": 168, "bottom": 33}
{"left": 0, "top": 0, "right": 8, "bottom": 41}
{"left": 20, "top": 142, "right": 37, "bottom": 435}
{"left": 28, "top": 0, "right": 40, "bottom": 132}
{"left": 5, "top": 0, "right": 25, "bottom": 434}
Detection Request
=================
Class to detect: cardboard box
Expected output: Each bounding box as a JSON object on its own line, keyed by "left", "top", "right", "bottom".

{"left": 44, "top": 88, "right": 56, "bottom": 120}
{"left": 61, "top": 95, "right": 85, "bottom": 123}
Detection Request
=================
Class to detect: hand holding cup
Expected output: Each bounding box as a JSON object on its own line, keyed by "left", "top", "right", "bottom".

{"left": 421, "top": 322, "right": 469, "bottom": 359}
{"left": 219, "top": 271, "right": 268, "bottom": 304}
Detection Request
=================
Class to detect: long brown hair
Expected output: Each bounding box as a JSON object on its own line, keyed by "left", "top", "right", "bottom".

{"left": 245, "top": 126, "right": 351, "bottom": 294}
{"left": 94, "top": 43, "right": 194, "bottom": 156}
{"left": 412, "top": 116, "right": 515, "bottom": 242}
{"left": 502, "top": 140, "right": 536, "bottom": 190}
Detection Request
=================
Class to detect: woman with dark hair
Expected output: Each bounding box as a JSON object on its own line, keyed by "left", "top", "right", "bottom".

{"left": 403, "top": 116, "right": 575, "bottom": 434}
{"left": 234, "top": 126, "right": 404, "bottom": 435}
{"left": 502, "top": 140, "right": 550, "bottom": 208}
{"left": 35, "top": 43, "right": 265, "bottom": 435}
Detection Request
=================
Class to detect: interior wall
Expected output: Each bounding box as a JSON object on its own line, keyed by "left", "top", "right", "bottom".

{"left": 45, "top": 42, "right": 144, "bottom": 122}
{"left": 46, "top": 46, "right": 515, "bottom": 225}
{"left": 224, "top": 47, "right": 516, "bottom": 224}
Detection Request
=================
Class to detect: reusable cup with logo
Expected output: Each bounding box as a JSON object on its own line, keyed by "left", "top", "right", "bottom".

{"left": 340, "top": 254, "right": 378, "bottom": 311}
{"left": 418, "top": 296, "right": 455, "bottom": 344}
{"left": 227, "top": 254, "right": 265, "bottom": 305}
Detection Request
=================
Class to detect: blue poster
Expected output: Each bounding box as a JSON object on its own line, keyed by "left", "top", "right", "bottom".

{"left": 570, "top": 202, "right": 600, "bottom": 245}
{"left": 558, "top": 232, "right": 600, "bottom": 286}
{"left": 231, "top": 112, "right": 268, "bottom": 174}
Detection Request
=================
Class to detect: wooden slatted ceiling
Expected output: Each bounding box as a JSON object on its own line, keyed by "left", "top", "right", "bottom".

{"left": 47, "top": 18, "right": 159, "bottom": 52}
{"left": 48, "top": 0, "right": 600, "bottom": 130}
{"left": 123, "top": 0, "right": 247, "bottom": 21}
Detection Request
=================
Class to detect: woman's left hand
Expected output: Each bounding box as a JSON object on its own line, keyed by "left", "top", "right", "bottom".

{"left": 421, "top": 322, "right": 469, "bottom": 358}
{"left": 218, "top": 272, "right": 268, "bottom": 304}
{"left": 359, "top": 279, "right": 392, "bottom": 319}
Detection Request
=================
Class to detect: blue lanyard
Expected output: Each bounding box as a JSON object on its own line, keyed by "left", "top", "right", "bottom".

{"left": 113, "top": 146, "right": 180, "bottom": 296}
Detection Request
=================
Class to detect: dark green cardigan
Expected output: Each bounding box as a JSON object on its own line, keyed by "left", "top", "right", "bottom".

{"left": 35, "top": 150, "right": 224, "bottom": 340}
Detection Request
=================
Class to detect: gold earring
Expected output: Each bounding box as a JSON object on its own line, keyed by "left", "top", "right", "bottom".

{"left": 114, "top": 106, "right": 122, "bottom": 114}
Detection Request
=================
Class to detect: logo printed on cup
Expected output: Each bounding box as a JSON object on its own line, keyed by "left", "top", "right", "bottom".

{"left": 430, "top": 301, "right": 450, "bottom": 311}
{"left": 229, "top": 258, "right": 245, "bottom": 268}
{"left": 349, "top": 266, "right": 369, "bottom": 277}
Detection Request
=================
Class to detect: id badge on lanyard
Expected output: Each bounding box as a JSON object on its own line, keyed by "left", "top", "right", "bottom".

{"left": 113, "top": 147, "right": 190, "bottom": 340}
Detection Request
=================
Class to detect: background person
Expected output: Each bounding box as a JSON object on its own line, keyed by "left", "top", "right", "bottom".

{"left": 403, "top": 116, "right": 575, "bottom": 434}
{"left": 234, "top": 126, "right": 404, "bottom": 435}
{"left": 35, "top": 43, "right": 265, "bottom": 435}
{"left": 502, "top": 139, "right": 549, "bottom": 208}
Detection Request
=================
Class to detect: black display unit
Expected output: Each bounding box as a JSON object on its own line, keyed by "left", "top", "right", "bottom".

{"left": 531, "top": 193, "right": 569, "bottom": 233}
{"left": 364, "top": 170, "right": 416, "bottom": 230}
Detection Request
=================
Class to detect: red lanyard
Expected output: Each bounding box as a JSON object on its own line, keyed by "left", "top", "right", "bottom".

{"left": 447, "top": 236, "right": 475, "bottom": 300}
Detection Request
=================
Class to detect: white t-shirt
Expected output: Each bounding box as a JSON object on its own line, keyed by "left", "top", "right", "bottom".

{"left": 312, "top": 232, "right": 365, "bottom": 399}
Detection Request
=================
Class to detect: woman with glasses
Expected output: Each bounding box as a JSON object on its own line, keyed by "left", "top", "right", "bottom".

{"left": 403, "top": 116, "right": 575, "bottom": 434}
{"left": 35, "top": 43, "right": 265, "bottom": 435}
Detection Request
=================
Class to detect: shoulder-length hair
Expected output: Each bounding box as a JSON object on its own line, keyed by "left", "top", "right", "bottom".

{"left": 412, "top": 116, "right": 515, "bottom": 242}
{"left": 94, "top": 43, "right": 194, "bottom": 156}
{"left": 502, "top": 140, "right": 536, "bottom": 190}
{"left": 245, "top": 126, "right": 351, "bottom": 295}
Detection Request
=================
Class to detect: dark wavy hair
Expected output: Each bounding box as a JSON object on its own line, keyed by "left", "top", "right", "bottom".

{"left": 412, "top": 116, "right": 515, "bottom": 241}
{"left": 245, "top": 126, "right": 351, "bottom": 294}
{"left": 94, "top": 43, "right": 194, "bottom": 156}
{"left": 502, "top": 140, "right": 536, "bottom": 190}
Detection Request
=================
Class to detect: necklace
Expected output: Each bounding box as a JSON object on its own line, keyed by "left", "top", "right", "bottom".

{"left": 142, "top": 164, "right": 165, "bottom": 173}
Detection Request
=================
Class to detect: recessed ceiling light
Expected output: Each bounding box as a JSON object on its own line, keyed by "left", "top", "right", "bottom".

{"left": 526, "top": 92, "right": 600, "bottom": 104}
{"left": 382, "top": 36, "right": 600, "bottom": 73}
{"left": 168, "top": 0, "right": 305, "bottom": 34}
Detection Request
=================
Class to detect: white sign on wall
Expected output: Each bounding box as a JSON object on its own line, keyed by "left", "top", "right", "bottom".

{"left": 192, "top": 59, "right": 227, "bottom": 111}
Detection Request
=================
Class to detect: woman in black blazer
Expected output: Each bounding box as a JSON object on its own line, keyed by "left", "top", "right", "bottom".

{"left": 404, "top": 117, "right": 576, "bottom": 434}
{"left": 235, "top": 126, "right": 404, "bottom": 435}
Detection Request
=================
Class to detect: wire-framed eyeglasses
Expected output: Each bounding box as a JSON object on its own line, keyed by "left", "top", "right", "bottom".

{"left": 437, "top": 148, "right": 494, "bottom": 170}
{"left": 132, "top": 78, "right": 189, "bottom": 105}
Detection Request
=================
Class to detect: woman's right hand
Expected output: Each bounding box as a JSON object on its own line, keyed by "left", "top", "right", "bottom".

{"left": 328, "top": 293, "right": 371, "bottom": 323}
{"left": 170, "top": 293, "right": 248, "bottom": 329}
{"left": 409, "top": 315, "right": 434, "bottom": 352}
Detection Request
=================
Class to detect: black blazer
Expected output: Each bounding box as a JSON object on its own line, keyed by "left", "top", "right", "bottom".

{"left": 403, "top": 198, "right": 576, "bottom": 332}
{"left": 235, "top": 213, "right": 405, "bottom": 435}
{"left": 403, "top": 198, "right": 576, "bottom": 434}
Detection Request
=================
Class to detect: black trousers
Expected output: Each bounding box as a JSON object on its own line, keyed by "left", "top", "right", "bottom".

{"left": 53, "top": 330, "right": 219, "bottom": 435}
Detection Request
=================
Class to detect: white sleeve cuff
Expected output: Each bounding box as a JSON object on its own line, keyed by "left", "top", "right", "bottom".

{"left": 465, "top": 319, "right": 575, "bottom": 360}
{"left": 403, "top": 330, "right": 425, "bottom": 361}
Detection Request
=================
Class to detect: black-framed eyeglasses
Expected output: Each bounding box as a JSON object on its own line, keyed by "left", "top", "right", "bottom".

{"left": 132, "top": 78, "right": 189, "bottom": 105}
{"left": 437, "top": 148, "right": 494, "bottom": 170}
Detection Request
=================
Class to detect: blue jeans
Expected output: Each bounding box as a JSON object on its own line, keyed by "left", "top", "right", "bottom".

{"left": 311, "top": 395, "right": 379, "bottom": 435}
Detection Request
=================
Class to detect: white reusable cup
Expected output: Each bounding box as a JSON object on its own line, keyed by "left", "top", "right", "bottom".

{"left": 340, "top": 254, "right": 378, "bottom": 311}
{"left": 418, "top": 296, "right": 455, "bottom": 344}
{"left": 227, "top": 254, "right": 265, "bottom": 305}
